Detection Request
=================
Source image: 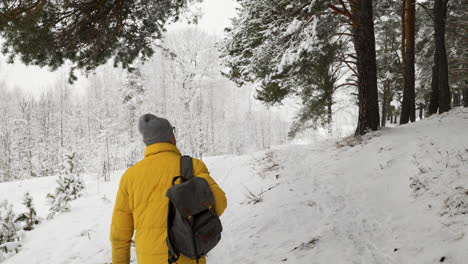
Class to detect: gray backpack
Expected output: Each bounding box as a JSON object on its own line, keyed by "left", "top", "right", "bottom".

{"left": 166, "top": 156, "right": 223, "bottom": 264}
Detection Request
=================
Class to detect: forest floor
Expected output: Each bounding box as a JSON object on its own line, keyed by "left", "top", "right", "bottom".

{"left": 1, "top": 108, "right": 468, "bottom": 264}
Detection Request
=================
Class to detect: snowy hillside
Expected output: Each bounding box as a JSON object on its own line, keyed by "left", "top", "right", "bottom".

{"left": 1, "top": 108, "right": 468, "bottom": 264}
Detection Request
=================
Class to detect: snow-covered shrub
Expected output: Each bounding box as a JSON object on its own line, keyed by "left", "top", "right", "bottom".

{"left": 46, "top": 189, "right": 71, "bottom": 220}
{"left": 46, "top": 175, "right": 85, "bottom": 219}
{"left": 15, "top": 192, "right": 40, "bottom": 231}
{"left": 0, "top": 200, "right": 22, "bottom": 255}
{"left": 46, "top": 152, "right": 85, "bottom": 219}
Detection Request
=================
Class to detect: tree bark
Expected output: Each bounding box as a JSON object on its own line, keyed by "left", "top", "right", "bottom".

{"left": 352, "top": 0, "right": 380, "bottom": 135}
{"left": 434, "top": 0, "right": 451, "bottom": 113}
{"left": 401, "top": 0, "right": 406, "bottom": 72}
{"left": 327, "top": 96, "right": 333, "bottom": 134}
{"left": 381, "top": 32, "right": 390, "bottom": 128}
{"left": 400, "top": 0, "right": 416, "bottom": 124}
{"left": 463, "top": 84, "right": 468, "bottom": 107}
{"left": 418, "top": 103, "right": 424, "bottom": 119}
{"left": 381, "top": 81, "right": 389, "bottom": 127}
{"left": 453, "top": 91, "right": 460, "bottom": 107}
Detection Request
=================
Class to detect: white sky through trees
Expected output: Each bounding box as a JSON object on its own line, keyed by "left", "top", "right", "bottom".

{"left": 0, "top": 0, "right": 238, "bottom": 98}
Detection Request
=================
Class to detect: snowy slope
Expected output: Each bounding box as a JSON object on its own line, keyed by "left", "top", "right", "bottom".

{"left": 1, "top": 108, "right": 468, "bottom": 264}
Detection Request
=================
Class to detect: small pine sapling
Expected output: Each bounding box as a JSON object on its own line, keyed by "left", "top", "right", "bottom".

{"left": 0, "top": 200, "right": 21, "bottom": 254}
{"left": 15, "top": 192, "right": 40, "bottom": 231}
{"left": 62, "top": 152, "right": 85, "bottom": 200}
{"left": 46, "top": 152, "right": 85, "bottom": 219}
{"left": 46, "top": 180, "right": 72, "bottom": 219}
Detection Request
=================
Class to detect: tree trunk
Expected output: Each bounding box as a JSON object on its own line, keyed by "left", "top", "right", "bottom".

{"left": 327, "top": 94, "right": 333, "bottom": 134}
{"left": 464, "top": 83, "right": 468, "bottom": 107}
{"left": 381, "top": 32, "right": 389, "bottom": 128}
{"left": 401, "top": 0, "right": 406, "bottom": 72}
{"left": 418, "top": 103, "right": 424, "bottom": 119}
{"left": 453, "top": 91, "right": 460, "bottom": 107}
{"left": 381, "top": 81, "right": 389, "bottom": 127}
{"left": 400, "top": 0, "right": 416, "bottom": 124}
{"left": 434, "top": 0, "right": 451, "bottom": 114}
{"left": 352, "top": 0, "right": 380, "bottom": 135}
{"left": 400, "top": 0, "right": 406, "bottom": 98}
{"left": 428, "top": 56, "right": 439, "bottom": 115}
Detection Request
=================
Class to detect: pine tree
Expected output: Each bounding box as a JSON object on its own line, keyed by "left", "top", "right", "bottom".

{"left": 0, "top": 200, "right": 21, "bottom": 254}
{"left": 46, "top": 179, "right": 72, "bottom": 219}
{"left": 46, "top": 152, "right": 85, "bottom": 219}
{"left": 416, "top": 0, "right": 464, "bottom": 114}
{"left": 329, "top": 0, "right": 380, "bottom": 135}
{"left": 221, "top": 0, "right": 346, "bottom": 137}
{"left": 375, "top": 0, "right": 404, "bottom": 126}
{"left": 433, "top": 0, "right": 451, "bottom": 113}
{"left": 0, "top": 0, "right": 193, "bottom": 82}
{"left": 400, "top": 0, "right": 416, "bottom": 124}
{"left": 446, "top": 0, "right": 467, "bottom": 107}
{"left": 62, "top": 153, "right": 85, "bottom": 200}
{"left": 15, "top": 192, "right": 40, "bottom": 231}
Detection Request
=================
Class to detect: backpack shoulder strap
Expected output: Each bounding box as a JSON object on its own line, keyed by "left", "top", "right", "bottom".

{"left": 180, "top": 155, "right": 193, "bottom": 181}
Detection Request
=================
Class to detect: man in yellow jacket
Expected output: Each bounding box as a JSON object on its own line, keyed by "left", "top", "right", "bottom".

{"left": 110, "top": 114, "right": 227, "bottom": 264}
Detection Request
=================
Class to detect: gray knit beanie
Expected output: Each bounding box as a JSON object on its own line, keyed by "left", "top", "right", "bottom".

{"left": 138, "top": 114, "right": 174, "bottom": 146}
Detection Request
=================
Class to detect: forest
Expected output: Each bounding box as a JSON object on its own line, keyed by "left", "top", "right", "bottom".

{"left": 221, "top": 0, "right": 467, "bottom": 135}
{"left": 1, "top": 0, "right": 465, "bottom": 183}
{"left": 0, "top": 0, "right": 467, "bottom": 263}
{"left": 0, "top": 28, "right": 291, "bottom": 182}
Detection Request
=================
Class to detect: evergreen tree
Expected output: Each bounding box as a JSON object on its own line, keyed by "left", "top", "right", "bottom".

{"left": 446, "top": 0, "right": 467, "bottom": 107}
{"left": 416, "top": 0, "right": 465, "bottom": 114}
{"left": 15, "top": 192, "right": 40, "bottom": 231}
{"left": 400, "top": 0, "right": 416, "bottom": 124}
{"left": 221, "top": 0, "right": 346, "bottom": 137}
{"left": 415, "top": 4, "right": 436, "bottom": 115}
{"left": 375, "top": 0, "right": 404, "bottom": 126}
{"left": 0, "top": 200, "right": 21, "bottom": 254}
{"left": 46, "top": 187, "right": 71, "bottom": 220}
{"left": 46, "top": 152, "right": 85, "bottom": 219}
{"left": 329, "top": 0, "right": 380, "bottom": 135}
{"left": 0, "top": 0, "right": 194, "bottom": 82}
{"left": 433, "top": 0, "right": 451, "bottom": 113}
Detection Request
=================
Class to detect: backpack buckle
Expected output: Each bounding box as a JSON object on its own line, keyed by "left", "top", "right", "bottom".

{"left": 185, "top": 208, "right": 194, "bottom": 225}
{"left": 203, "top": 201, "right": 217, "bottom": 216}
{"left": 188, "top": 215, "right": 194, "bottom": 225}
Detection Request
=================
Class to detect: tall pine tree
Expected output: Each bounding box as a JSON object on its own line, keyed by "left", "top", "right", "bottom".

{"left": 221, "top": 0, "right": 347, "bottom": 137}
{"left": 0, "top": 0, "right": 194, "bottom": 81}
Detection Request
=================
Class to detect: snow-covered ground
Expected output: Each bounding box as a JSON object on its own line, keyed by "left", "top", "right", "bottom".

{"left": 1, "top": 108, "right": 468, "bottom": 264}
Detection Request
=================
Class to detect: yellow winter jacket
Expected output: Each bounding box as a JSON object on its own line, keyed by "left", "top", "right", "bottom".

{"left": 110, "top": 143, "right": 227, "bottom": 264}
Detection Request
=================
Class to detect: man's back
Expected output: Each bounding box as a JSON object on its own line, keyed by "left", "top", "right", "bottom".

{"left": 110, "top": 143, "right": 227, "bottom": 264}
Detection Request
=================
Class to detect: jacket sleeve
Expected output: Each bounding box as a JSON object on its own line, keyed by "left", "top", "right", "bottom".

{"left": 193, "top": 159, "right": 228, "bottom": 216}
{"left": 110, "top": 171, "right": 134, "bottom": 264}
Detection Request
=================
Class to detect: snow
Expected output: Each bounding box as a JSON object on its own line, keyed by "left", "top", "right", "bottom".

{"left": 1, "top": 108, "right": 468, "bottom": 263}
{"left": 285, "top": 19, "right": 303, "bottom": 35}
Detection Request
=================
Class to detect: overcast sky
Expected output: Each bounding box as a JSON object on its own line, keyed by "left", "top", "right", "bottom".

{"left": 0, "top": 0, "right": 238, "bottom": 98}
